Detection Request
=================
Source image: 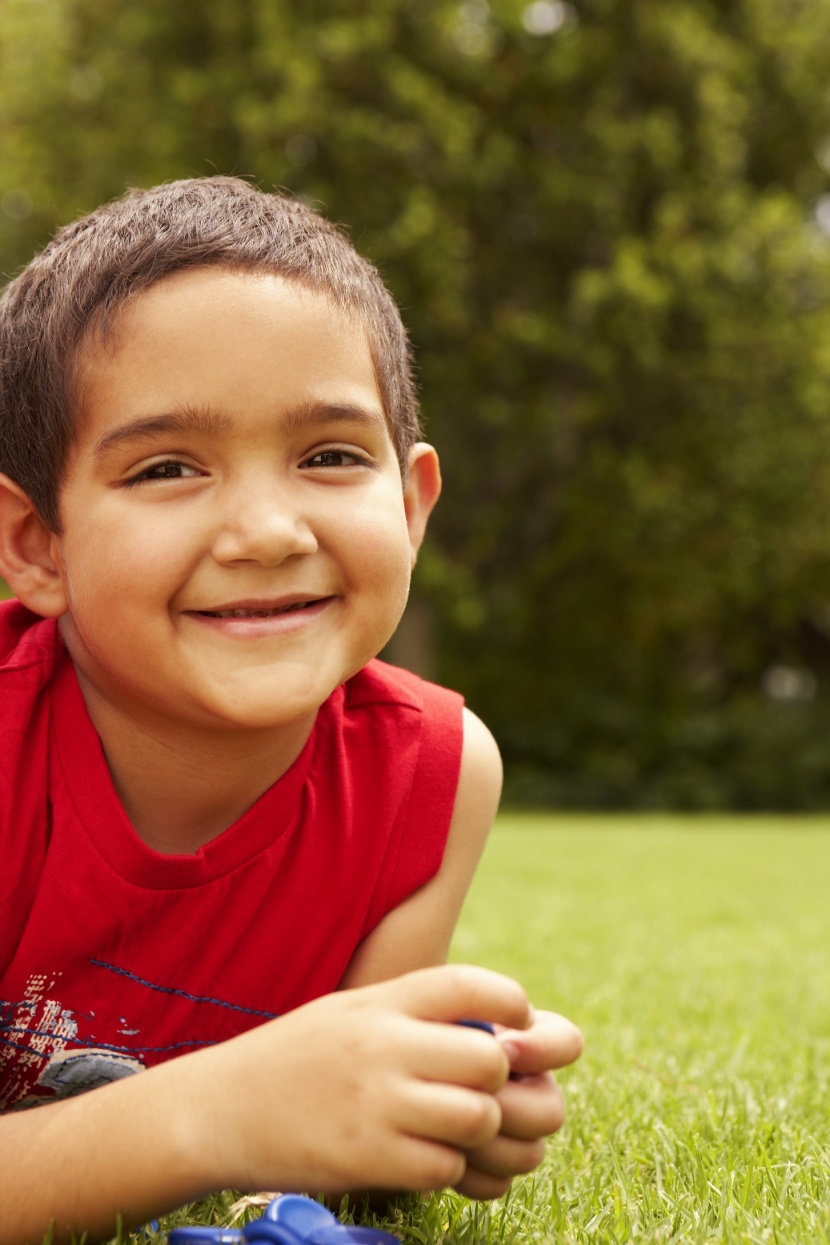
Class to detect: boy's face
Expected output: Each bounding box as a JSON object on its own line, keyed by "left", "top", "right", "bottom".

{"left": 45, "top": 268, "right": 437, "bottom": 736}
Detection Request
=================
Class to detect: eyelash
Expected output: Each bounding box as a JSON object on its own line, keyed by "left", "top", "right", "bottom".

{"left": 122, "top": 459, "right": 198, "bottom": 488}
{"left": 302, "top": 449, "right": 372, "bottom": 469}
{"left": 121, "top": 449, "right": 373, "bottom": 488}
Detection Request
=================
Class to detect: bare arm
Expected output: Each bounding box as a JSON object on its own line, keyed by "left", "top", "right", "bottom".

{"left": 340, "top": 708, "right": 503, "bottom": 988}
{"left": 0, "top": 965, "right": 532, "bottom": 1245}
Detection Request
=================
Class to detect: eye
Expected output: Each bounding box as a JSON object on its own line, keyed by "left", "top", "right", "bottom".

{"left": 123, "top": 459, "right": 201, "bottom": 488}
{"left": 302, "top": 449, "right": 369, "bottom": 469}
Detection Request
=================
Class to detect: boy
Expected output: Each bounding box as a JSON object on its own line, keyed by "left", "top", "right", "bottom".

{"left": 0, "top": 178, "right": 581, "bottom": 1243}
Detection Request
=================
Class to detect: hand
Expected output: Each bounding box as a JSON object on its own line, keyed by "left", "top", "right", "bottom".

{"left": 176, "top": 964, "right": 533, "bottom": 1197}
{"left": 453, "top": 1009, "right": 583, "bottom": 1200}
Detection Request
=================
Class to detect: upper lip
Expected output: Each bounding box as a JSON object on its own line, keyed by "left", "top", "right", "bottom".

{"left": 186, "top": 594, "right": 332, "bottom": 614}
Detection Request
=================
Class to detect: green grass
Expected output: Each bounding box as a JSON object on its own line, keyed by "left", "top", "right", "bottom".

{"left": 124, "top": 816, "right": 830, "bottom": 1243}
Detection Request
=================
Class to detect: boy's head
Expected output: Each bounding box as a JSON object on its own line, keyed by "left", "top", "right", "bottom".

{"left": 0, "top": 180, "right": 442, "bottom": 736}
{"left": 0, "top": 176, "right": 420, "bottom": 532}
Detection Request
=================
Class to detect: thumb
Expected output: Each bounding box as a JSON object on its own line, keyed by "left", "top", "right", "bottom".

{"left": 498, "top": 1010, "right": 584, "bottom": 1075}
{"left": 380, "top": 964, "right": 532, "bottom": 1031}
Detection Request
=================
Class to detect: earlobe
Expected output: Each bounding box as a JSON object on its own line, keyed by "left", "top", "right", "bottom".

{"left": 404, "top": 443, "right": 442, "bottom": 566}
{"left": 0, "top": 474, "right": 68, "bottom": 617}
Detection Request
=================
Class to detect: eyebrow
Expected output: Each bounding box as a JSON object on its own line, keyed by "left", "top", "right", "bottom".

{"left": 92, "top": 407, "right": 232, "bottom": 459}
{"left": 280, "top": 399, "right": 387, "bottom": 436}
{"left": 92, "top": 399, "right": 387, "bottom": 459}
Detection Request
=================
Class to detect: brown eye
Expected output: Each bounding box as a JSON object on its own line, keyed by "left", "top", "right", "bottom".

{"left": 304, "top": 451, "right": 364, "bottom": 468}
{"left": 149, "top": 462, "right": 189, "bottom": 479}
{"left": 123, "top": 460, "right": 200, "bottom": 488}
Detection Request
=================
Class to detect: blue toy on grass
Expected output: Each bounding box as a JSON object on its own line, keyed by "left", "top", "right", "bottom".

{"left": 168, "top": 1194, "right": 400, "bottom": 1245}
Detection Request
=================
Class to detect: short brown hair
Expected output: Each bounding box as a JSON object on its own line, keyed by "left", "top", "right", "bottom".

{"left": 0, "top": 176, "right": 420, "bottom": 531}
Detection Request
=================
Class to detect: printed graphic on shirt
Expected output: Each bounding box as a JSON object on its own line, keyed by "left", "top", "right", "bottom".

{"left": 0, "top": 959, "right": 277, "bottom": 1110}
{"left": 37, "top": 1046, "right": 145, "bottom": 1099}
{"left": 0, "top": 971, "right": 90, "bottom": 1109}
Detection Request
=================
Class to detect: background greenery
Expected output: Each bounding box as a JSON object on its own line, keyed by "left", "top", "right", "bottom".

{"left": 139, "top": 816, "right": 830, "bottom": 1243}
{"left": 4, "top": 0, "right": 830, "bottom": 807}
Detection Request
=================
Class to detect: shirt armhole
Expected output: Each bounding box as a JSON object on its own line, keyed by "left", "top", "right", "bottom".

{"left": 359, "top": 679, "right": 464, "bottom": 939}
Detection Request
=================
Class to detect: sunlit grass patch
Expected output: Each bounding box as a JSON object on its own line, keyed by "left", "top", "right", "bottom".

{"left": 449, "top": 815, "right": 830, "bottom": 1242}
{"left": 120, "top": 816, "right": 830, "bottom": 1243}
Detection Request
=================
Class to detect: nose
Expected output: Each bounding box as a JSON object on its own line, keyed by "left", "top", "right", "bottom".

{"left": 211, "top": 480, "right": 318, "bottom": 566}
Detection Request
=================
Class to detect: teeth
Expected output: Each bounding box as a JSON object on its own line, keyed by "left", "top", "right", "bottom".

{"left": 210, "top": 603, "right": 307, "bottom": 618}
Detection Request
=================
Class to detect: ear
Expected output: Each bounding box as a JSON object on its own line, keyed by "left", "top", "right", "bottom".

{"left": 404, "top": 443, "right": 442, "bottom": 566}
{"left": 0, "top": 473, "right": 68, "bottom": 617}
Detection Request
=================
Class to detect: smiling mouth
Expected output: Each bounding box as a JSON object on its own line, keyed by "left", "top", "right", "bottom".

{"left": 195, "top": 600, "right": 325, "bottom": 619}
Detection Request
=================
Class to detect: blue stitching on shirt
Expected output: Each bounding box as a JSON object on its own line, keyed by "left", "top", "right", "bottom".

{"left": 88, "top": 958, "right": 278, "bottom": 1019}
{"left": 0, "top": 1032, "right": 44, "bottom": 1058}
{"left": 0, "top": 1026, "right": 214, "bottom": 1057}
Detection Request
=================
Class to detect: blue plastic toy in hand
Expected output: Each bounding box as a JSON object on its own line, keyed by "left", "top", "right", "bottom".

{"left": 168, "top": 1195, "right": 400, "bottom": 1245}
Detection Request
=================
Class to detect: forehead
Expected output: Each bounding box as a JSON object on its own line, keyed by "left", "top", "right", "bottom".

{"left": 73, "top": 268, "right": 383, "bottom": 441}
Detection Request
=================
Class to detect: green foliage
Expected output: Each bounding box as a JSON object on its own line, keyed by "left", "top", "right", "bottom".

{"left": 3, "top": 0, "right": 830, "bottom": 804}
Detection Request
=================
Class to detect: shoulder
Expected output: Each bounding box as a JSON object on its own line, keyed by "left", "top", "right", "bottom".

{"left": 454, "top": 706, "right": 503, "bottom": 832}
{"left": 0, "top": 598, "right": 59, "bottom": 677}
{"left": 0, "top": 601, "right": 58, "bottom": 930}
{"left": 338, "top": 696, "right": 502, "bottom": 985}
{"left": 345, "top": 657, "right": 464, "bottom": 717}
{"left": 0, "top": 599, "right": 60, "bottom": 722}
{"left": 0, "top": 600, "right": 59, "bottom": 795}
{"left": 342, "top": 658, "right": 465, "bottom": 773}
{"left": 341, "top": 660, "right": 494, "bottom": 807}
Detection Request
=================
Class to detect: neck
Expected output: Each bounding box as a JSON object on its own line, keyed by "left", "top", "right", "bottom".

{"left": 75, "top": 675, "right": 316, "bottom": 854}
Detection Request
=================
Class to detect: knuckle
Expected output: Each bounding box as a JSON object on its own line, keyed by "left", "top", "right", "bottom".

{"left": 459, "top": 1092, "right": 501, "bottom": 1146}
{"left": 415, "top": 1146, "right": 466, "bottom": 1191}
{"left": 480, "top": 1042, "right": 509, "bottom": 1088}
{"left": 448, "top": 963, "right": 481, "bottom": 996}
{"left": 513, "top": 1137, "right": 547, "bottom": 1173}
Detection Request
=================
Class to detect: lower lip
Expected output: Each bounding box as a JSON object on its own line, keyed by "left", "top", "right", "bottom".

{"left": 183, "top": 599, "right": 334, "bottom": 638}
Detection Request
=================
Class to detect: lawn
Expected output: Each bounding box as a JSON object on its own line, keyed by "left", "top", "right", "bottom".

{"left": 131, "top": 815, "right": 830, "bottom": 1244}
{"left": 447, "top": 814, "right": 830, "bottom": 1242}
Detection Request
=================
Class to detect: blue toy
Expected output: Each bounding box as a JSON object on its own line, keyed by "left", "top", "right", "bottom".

{"left": 456, "top": 1019, "right": 496, "bottom": 1035}
{"left": 168, "top": 1195, "right": 400, "bottom": 1245}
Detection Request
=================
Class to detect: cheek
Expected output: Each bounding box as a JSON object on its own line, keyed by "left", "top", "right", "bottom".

{"left": 345, "top": 511, "right": 412, "bottom": 596}
{"left": 363, "top": 546, "right": 413, "bottom": 648}
{"left": 70, "top": 495, "right": 195, "bottom": 565}
{"left": 331, "top": 506, "right": 412, "bottom": 647}
{"left": 58, "top": 509, "right": 183, "bottom": 610}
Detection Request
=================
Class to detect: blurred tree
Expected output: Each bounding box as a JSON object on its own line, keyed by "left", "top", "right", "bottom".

{"left": 3, "top": 0, "right": 830, "bottom": 806}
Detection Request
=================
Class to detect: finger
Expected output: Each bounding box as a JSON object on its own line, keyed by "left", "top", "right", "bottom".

{"left": 407, "top": 1020, "right": 510, "bottom": 1092}
{"left": 453, "top": 1165, "right": 514, "bottom": 1201}
{"left": 493, "top": 1072, "right": 565, "bottom": 1139}
{"left": 401, "top": 1081, "right": 502, "bottom": 1150}
{"left": 375, "top": 1134, "right": 467, "bottom": 1192}
{"left": 497, "top": 1010, "right": 583, "bottom": 1075}
{"left": 462, "top": 1133, "right": 547, "bottom": 1180}
{"left": 380, "top": 964, "right": 531, "bottom": 1032}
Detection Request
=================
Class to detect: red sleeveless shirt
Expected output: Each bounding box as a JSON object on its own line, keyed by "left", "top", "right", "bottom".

{"left": 0, "top": 601, "right": 463, "bottom": 1110}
